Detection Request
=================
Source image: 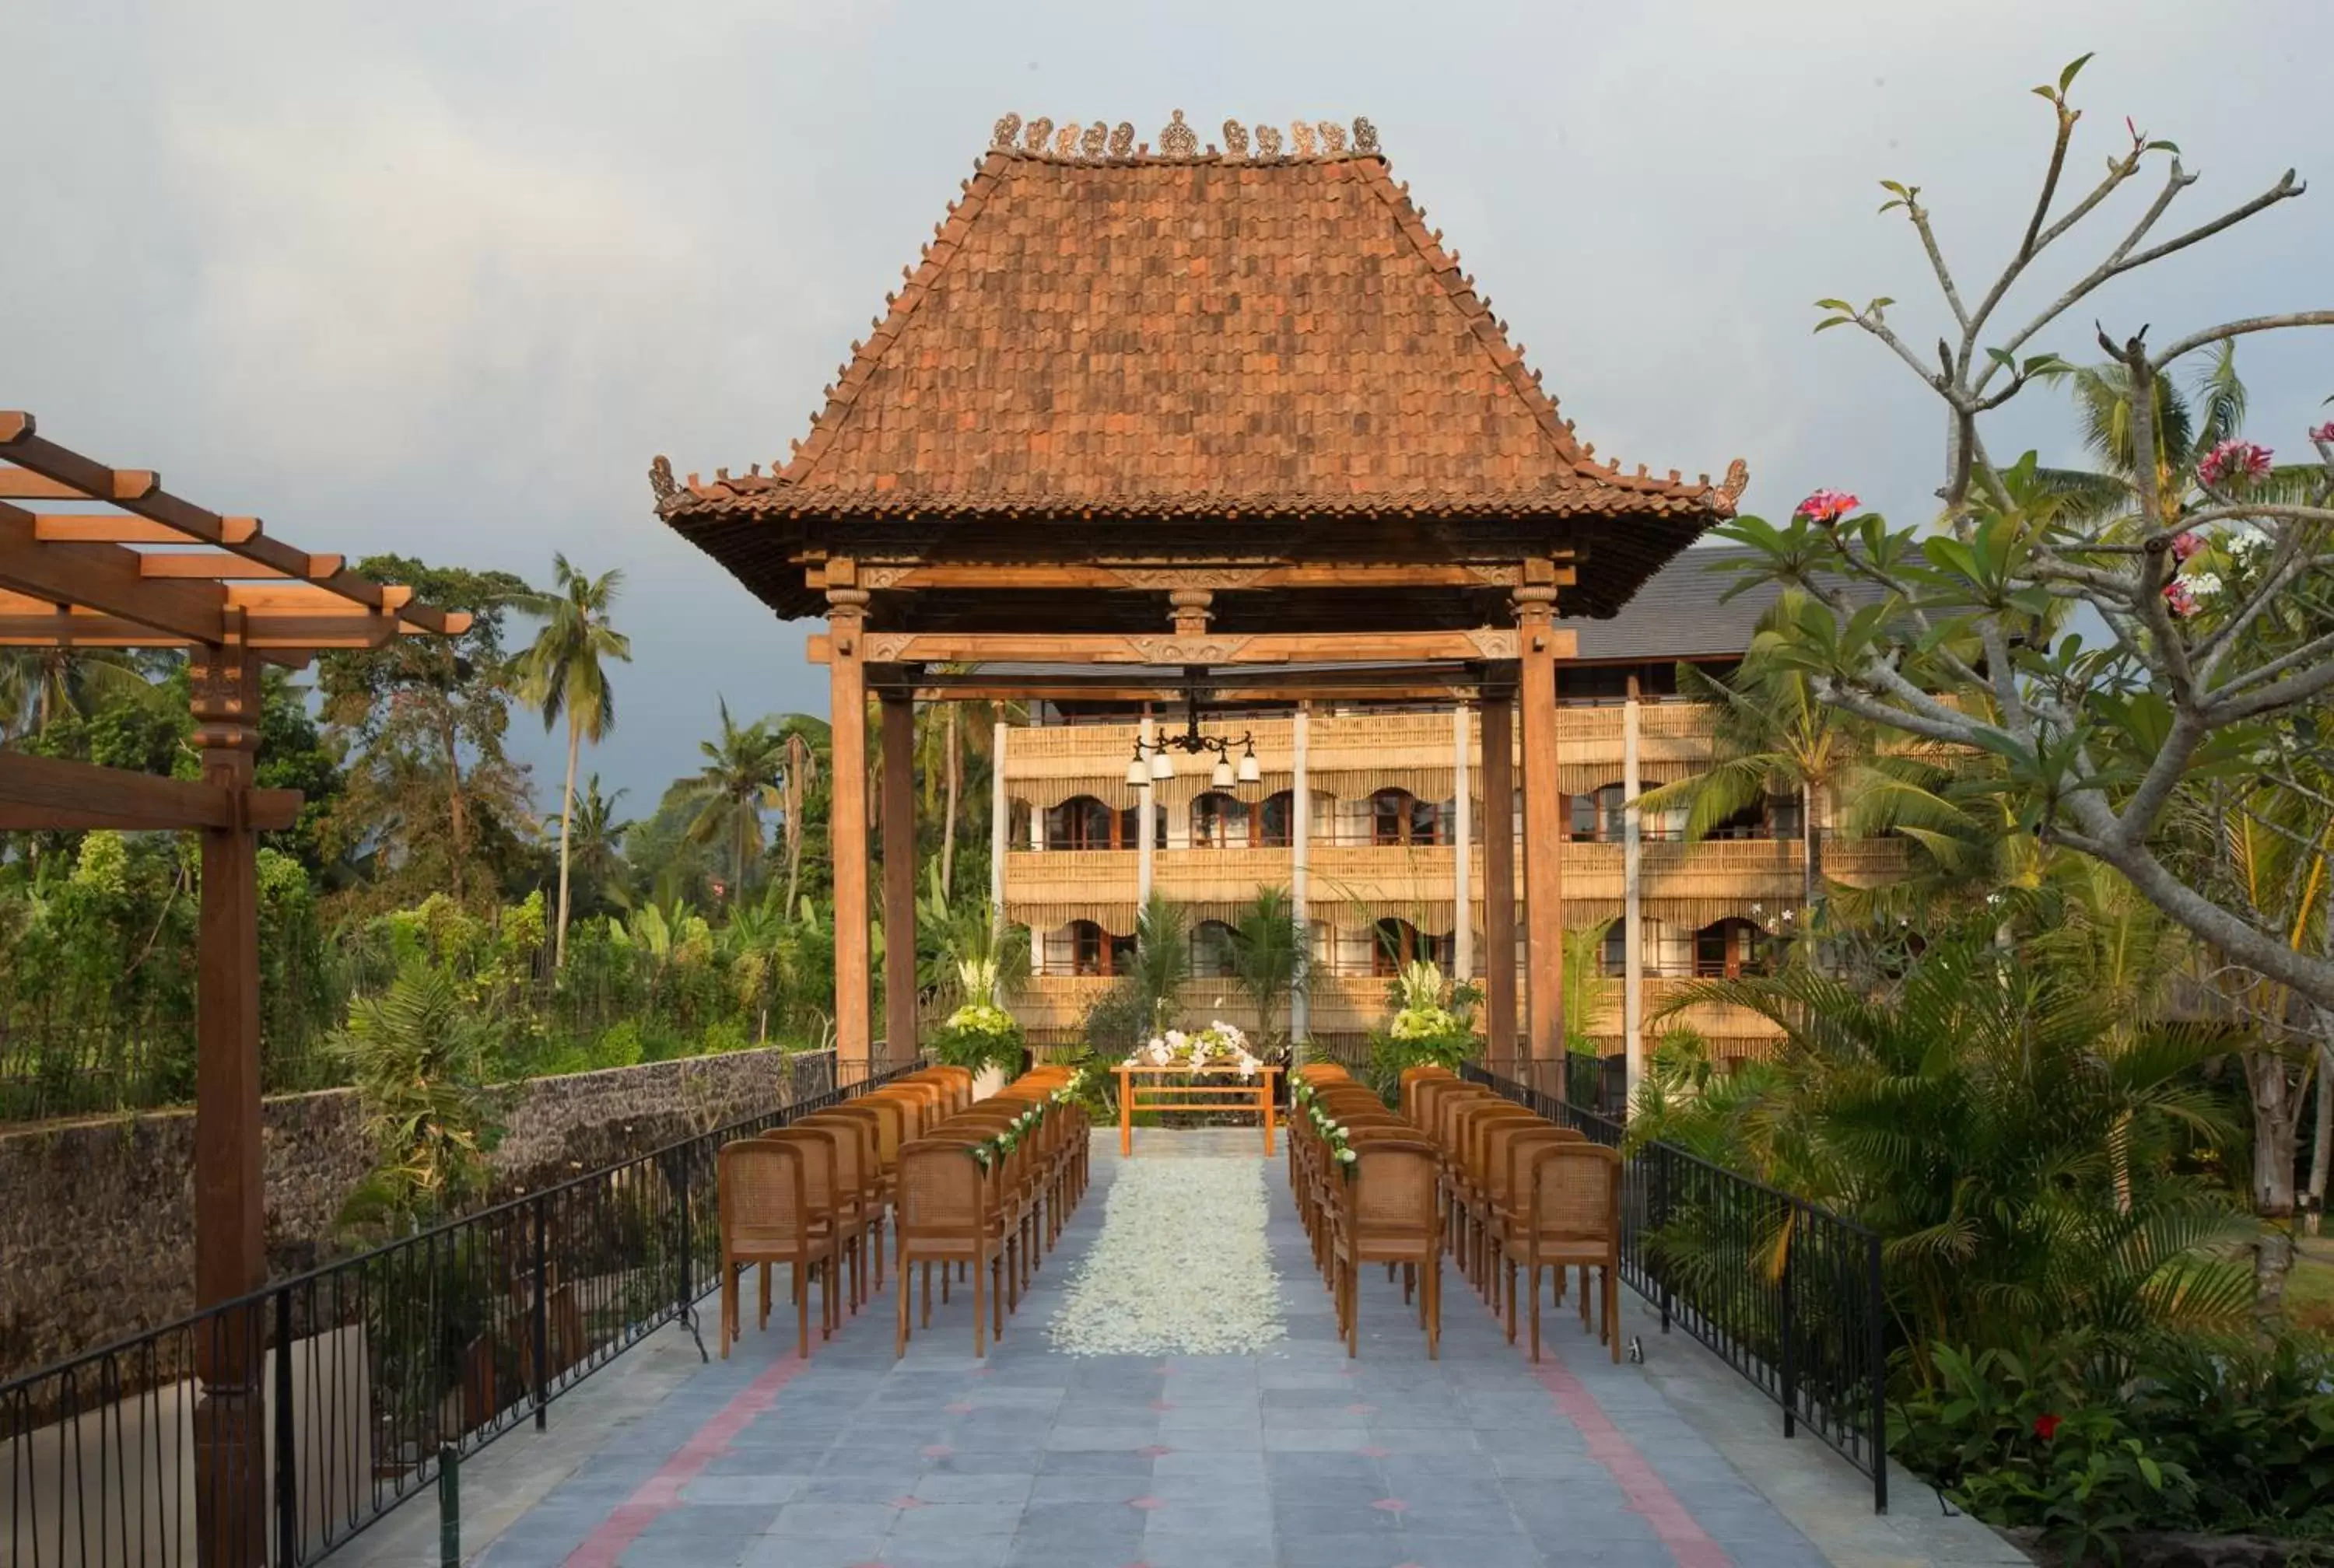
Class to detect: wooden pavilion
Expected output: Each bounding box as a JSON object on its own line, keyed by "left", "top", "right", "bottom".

{"left": 653, "top": 112, "right": 1742, "bottom": 1080}
{"left": 0, "top": 412, "right": 464, "bottom": 1563}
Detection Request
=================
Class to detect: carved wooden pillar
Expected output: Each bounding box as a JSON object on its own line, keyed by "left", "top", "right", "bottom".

{"left": 827, "top": 576, "right": 872, "bottom": 1076}
{"left": 189, "top": 644, "right": 266, "bottom": 1568}
{"left": 1291, "top": 701, "right": 1312, "bottom": 1044}
{"left": 1516, "top": 570, "right": 1565, "bottom": 1078}
{"left": 881, "top": 693, "right": 916, "bottom": 1068}
{"left": 1480, "top": 688, "right": 1518, "bottom": 1071}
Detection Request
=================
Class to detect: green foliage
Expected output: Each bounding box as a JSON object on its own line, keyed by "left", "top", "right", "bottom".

{"left": 1228, "top": 885, "right": 1304, "bottom": 1051}
{"left": 1638, "top": 908, "right": 2254, "bottom": 1372}
{"left": 1894, "top": 1332, "right": 2334, "bottom": 1554}
{"left": 329, "top": 961, "right": 506, "bottom": 1231}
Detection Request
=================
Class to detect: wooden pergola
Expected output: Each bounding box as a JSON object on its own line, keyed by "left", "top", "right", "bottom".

{"left": 0, "top": 411, "right": 464, "bottom": 1562}
{"left": 654, "top": 114, "right": 1742, "bottom": 1080}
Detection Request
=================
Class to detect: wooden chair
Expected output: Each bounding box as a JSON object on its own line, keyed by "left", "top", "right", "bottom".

{"left": 716, "top": 1137, "right": 836, "bottom": 1359}
{"left": 798, "top": 1112, "right": 878, "bottom": 1311}
{"left": 895, "top": 1139, "right": 1001, "bottom": 1356}
{"left": 1519, "top": 1140, "right": 1624, "bottom": 1363}
{"left": 755, "top": 1127, "right": 843, "bottom": 1344}
{"left": 1330, "top": 1135, "right": 1444, "bottom": 1359}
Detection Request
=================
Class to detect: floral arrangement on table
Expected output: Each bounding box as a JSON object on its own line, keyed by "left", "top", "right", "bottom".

{"left": 1289, "top": 1080, "right": 1357, "bottom": 1173}
{"left": 1122, "top": 1021, "right": 1263, "bottom": 1079}
{"left": 927, "top": 957, "right": 1026, "bottom": 1076}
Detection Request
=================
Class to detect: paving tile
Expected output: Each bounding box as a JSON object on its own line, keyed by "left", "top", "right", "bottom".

{"left": 437, "top": 1132, "right": 1931, "bottom": 1568}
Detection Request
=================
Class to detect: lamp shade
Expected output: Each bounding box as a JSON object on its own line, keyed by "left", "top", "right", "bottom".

{"left": 1126, "top": 754, "right": 1149, "bottom": 786}
{"left": 1236, "top": 750, "right": 1261, "bottom": 784}
{"left": 1211, "top": 758, "right": 1235, "bottom": 789}
{"left": 1148, "top": 749, "right": 1175, "bottom": 781}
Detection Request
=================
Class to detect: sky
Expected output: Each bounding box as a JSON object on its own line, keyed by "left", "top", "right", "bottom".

{"left": 8, "top": 0, "right": 2330, "bottom": 810}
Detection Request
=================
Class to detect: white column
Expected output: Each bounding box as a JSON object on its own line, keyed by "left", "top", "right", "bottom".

{"left": 1623, "top": 686, "right": 1644, "bottom": 1111}
{"left": 990, "top": 716, "right": 1010, "bottom": 1002}
{"left": 1291, "top": 701, "right": 1312, "bottom": 1043}
{"left": 1452, "top": 702, "right": 1473, "bottom": 980}
{"left": 1136, "top": 712, "right": 1155, "bottom": 907}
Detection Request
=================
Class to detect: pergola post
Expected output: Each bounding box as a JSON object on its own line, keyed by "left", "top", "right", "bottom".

{"left": 826, "top": 574, "right": 873, "bottom": 1077}
{"left": 189, "top": 645, "right": 266, "bottom": 1568}
{"left": 1480, "top": 690, "right": 1518, "bottom": 1073}
{"left": 881, "top": 694, "right": 918, "bottom": 1067}
{"left": 1516, "top": 570, "right": 1565, "bottom": 1083}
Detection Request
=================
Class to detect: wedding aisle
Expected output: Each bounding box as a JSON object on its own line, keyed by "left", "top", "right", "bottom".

{"left": 1047, "top": 1146, "right": 1287, "bottom": 1356}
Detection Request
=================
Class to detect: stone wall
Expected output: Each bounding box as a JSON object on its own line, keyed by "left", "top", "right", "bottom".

{"left": 0, "top": 1047, "right": 827, "bottom": 1380}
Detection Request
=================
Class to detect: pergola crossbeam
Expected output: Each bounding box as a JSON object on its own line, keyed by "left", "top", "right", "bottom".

{"left": 0, "top": 751, "right": 300, "bottom": 832}
{"left": 34, "top": 515, "right": 266, "bottom": 545}
{"left": 0, "top": 414, "right": 461, "bottom": 635}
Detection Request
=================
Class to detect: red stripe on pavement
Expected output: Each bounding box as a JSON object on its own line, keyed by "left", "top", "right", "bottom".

{"left": 562, "top": 1345, "right": 811, "bottom": 1566}
{"left": 1525, "top": 1348, "right": 1733, "bottom": 1568}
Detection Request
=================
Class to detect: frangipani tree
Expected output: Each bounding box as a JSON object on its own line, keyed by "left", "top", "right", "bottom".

{"left": 1729, "top": 54, "right": 2334, "bottom": 1010}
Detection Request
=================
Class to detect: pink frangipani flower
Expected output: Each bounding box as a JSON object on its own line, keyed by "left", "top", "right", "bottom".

{"left": 2169, "top": 530, "right": 2204, "bottom": 563}
{"left": 2162, "top": 579, "right": 2199, "bottom": 618}
{"left": 1796, "top": 488, "right": 1861, "bottom": 526}
{"left": 2196, "top": 438, "right": 2273, "bottom": 489}
{"left": 2309, "top": 421, "right": 2334, "bottom": 445}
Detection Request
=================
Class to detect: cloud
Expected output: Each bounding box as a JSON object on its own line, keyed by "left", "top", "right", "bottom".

{"left": 6, "top": 0, "right": 2327, "bottom": 809}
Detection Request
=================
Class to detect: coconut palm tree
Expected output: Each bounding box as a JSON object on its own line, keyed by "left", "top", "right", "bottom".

{"left": 2034, "top": 343, "right": 2321, "bottom": 525}
{"left": 1636, "top": 590, "right": 1883, "bottom": 936}
{"left": 565, "top": 775, "right": 634, "bottom": 912}
{"left": 514, "top": 557, "right": 632, "bottom": 967}
{"left": 0, "top": 649, "right": 155, "bottom": 740}
{"left": 679, "top": 699, "right": 785, "bottom": 897}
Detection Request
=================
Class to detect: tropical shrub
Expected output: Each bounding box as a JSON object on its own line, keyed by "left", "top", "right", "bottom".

{"left": 1894, "top": 1332, "right": 2334, "bottom": 1556}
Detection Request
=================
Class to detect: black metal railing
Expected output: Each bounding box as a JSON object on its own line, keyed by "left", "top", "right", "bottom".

{"left": 1461, "top": 1063, "right": 1889, "bottom": 1513}
{"left": 0, "top": 1052, "right": 905, "bottom": 1566}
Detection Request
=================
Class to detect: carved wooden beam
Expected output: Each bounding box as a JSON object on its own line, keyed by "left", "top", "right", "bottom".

{"left": 808, "top": 562, "right": 1574, "bottom": 592}
{"left": 811, "top": 628, "right": 1558, "bottom": 666}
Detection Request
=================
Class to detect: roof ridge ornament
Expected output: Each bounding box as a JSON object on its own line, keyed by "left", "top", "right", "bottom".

{"left": 989, "top": 111, "right": 1379, "bottom": 162}
{"left": 1158, "top": 109, "right": 1198, "bottom": 159}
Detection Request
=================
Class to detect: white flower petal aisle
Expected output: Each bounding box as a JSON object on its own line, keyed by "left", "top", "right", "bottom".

{"left": 1048, "top": 1156, "right": 1287, "bottom": 1356}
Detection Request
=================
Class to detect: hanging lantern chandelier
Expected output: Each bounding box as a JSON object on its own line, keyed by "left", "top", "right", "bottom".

{"left": 1124, "top": 691, "right": 1262, "bottom": 789}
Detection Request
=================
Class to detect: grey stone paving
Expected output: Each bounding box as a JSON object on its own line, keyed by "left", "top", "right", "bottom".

{"left": 344, "top": 1128, "right": 2024, "bottom": 1567}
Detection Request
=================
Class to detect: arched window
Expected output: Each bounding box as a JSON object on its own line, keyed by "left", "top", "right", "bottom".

{"left": 1371, "top": 789, "right": 1441, "bottom": 847}
{"left": 1190, "top": 919, "right": 1238, "bottom": 977}
{"left": 1061, "top": 919, "right": 1136, "bottom": 977}
{"left": 1192, "top": 791, "right": 1249, "bottom": 849}
{"left": 1044, "top": 796, "right": 1151, "bottom": 850}
{"left": 1694, "top": 918, "right": 1761, "bottom": 979}
{"left": 1600, "top": 921, "right": 1629, "bottom": 978}
{"left": 1258, "top": 789, "right": 1296, "bottom": 849}
{"left": 1371, "top": 917, "right": 1451, "bottom": 976}
{"left": 1568, "top": 783, "right": 1627, "bottom": 843}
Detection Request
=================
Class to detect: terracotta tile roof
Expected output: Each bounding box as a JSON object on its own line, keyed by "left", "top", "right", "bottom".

{"left": 654, "top": 117, "right": 1743, "bottom": 536}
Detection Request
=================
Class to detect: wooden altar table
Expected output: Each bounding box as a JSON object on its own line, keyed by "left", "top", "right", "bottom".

{"left": 1115, "top": 1063, "right": 1282, "bottom": 1157}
